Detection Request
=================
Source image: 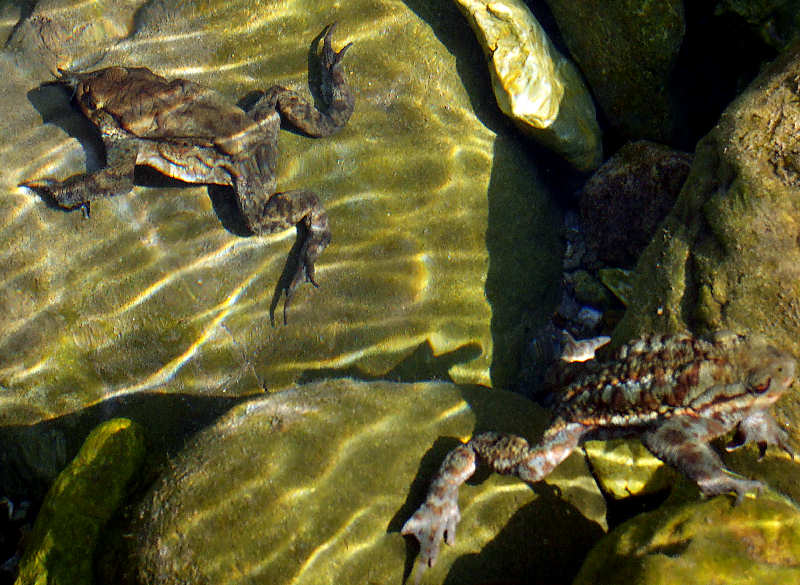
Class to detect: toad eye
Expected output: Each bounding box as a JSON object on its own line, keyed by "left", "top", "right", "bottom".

{"left": 752, "top": 377, "right": 772, "bottom": 393}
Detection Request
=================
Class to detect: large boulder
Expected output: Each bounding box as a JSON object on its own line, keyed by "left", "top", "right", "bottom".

{"left": 614, "top": 40, "right": 800, "bottom": 357}
{"left": 545, "top": 0, "right": 685, "bottom": 142}
{"left": 573, "top": 491, "right": 800, "bottom": 585}
{"left": 124, "top": 379, "right": 607, "bottom": 585}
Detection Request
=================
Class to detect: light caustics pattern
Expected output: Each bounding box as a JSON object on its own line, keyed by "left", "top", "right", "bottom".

{"left": 0, "top": 0, "right": 559, "bottom": 424}
{"left": 135, "top": 380, "right": 607, "bottom": 585}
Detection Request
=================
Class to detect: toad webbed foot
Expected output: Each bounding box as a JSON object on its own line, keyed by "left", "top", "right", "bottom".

{"left": 725, "top": 410, "right": 795, "bottom": 459}
{"left": 253, "top": 23, "right": 354, "bottom": 137}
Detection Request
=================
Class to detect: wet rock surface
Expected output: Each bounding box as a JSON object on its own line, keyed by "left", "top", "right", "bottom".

{"left": 614, "top": 40, "right": 800, "bottom": 355}
{"left": 15, "top": 418, "right": 146, "bottom": 585}
{"left": 455, "top": 0, "right": 602, "bottom": 171}
{"left": 544, "top": 0, "right": 685, "bottom": 142}
{"left": 125, "top": 379, "right": 606, "bottom": 585}
{"left": 574, "top": 491, "right": 800, "bottom": 585}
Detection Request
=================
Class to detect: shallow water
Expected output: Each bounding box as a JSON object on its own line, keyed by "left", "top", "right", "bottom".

{"left": 0, "top": 0, "right": 561, "bottom": 426}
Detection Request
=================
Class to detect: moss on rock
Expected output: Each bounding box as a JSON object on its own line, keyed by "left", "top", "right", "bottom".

{"left": 15, "top": 418, "right": 146, "bottom": 585}
{"left": 573, "top": 492, "right": 800, "bottom": 585}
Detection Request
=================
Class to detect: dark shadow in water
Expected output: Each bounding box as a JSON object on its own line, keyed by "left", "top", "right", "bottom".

{"left": 0, "top": 391, "right": 255, "bottom": 502}
{"left": 399, "top": 0, "right": 577, "bottom": 391}
{"left": 296, "top": 340, "right": 483, "bottom": 385}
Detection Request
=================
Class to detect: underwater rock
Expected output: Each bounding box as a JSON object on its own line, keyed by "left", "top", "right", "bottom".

{"left": 545, "top": 0, "right": 684, "bottom": 142}
{"left": 0, "top": 1, "right": 561, "bottom": 436}
{"left": 580, "top": 141, "right": 691, "bottom": 267}
{"left": 583, "top": 439, "right": 676, "bottom": 499}
{"left": 5, "top": 0, "right": 138, "bottom": 78}
{"left": 454, "top": 0, "right": 602, "bottom": 171}
{"left": 573, "top": 492, "right": 800, "bottom": 585}
{"left": 15, "top": 418, "right": 146, "bottom": 585}
{"left": 613, "top": 41, "right": 800, "bottom": 358}
{"left": 597, "top": 267, "right": 635, "bottom": 307}
{"left": 126, "top": 379, "right": 606, "bottom": 585}
{"left": 716, "top": 0, "right": 800, "bottom": 50}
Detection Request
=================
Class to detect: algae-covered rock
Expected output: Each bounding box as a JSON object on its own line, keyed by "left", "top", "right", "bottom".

{"left": 15, "top": 418, "right": 146, "bottom": 585}
{"left": 545, "top": 0, "right": 684, "bottom": 142}
{"left": 573, "top": 492, "right": 800, "bottom": 585}
{"left": 614, "top": 41, "right": 800, "bottom": 359}
{"left": 0, "top": 1, "right": 561, "bottom": 425}
{"left": 127, "top": 379, "right": 606, "bottom": 585}
{"left": 454, "top": 0, "right": 602, "bottom": 171}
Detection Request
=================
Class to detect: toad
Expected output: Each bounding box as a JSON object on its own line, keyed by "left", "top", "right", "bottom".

{"left": 403, "top": 331, "right": 796, "bottom": 582}
{"left": 22, "top": 23, "right": 354, "bottom": 322}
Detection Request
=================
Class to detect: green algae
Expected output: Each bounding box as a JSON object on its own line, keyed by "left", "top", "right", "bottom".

{"left": 15, "top": 418, "right": 147, "bottom": 585}
{"left": 573, "top": 492, "right": 800, "bottom": 585}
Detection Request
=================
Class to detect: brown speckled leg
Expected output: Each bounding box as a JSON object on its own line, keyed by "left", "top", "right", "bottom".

{"left": 251, "top": 23, "right": 354, "bottom": 137}
{"left": 402, "top": 425, "right": 583, "bottom": 582}
{"left": 21, "top": 134, "right": 138, "bottom": 217}
{"left": 642, "top": 418, "right": 764, "bottom": 503}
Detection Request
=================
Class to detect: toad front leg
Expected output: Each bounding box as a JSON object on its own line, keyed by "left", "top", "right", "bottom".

{"left": 402, "top": 424, "right": 583, "bottom": 583}
{"left": 21, "top": 133, "right": 138, "bottom": 216}
{"left": 642, "top": 417, "right": 764, "bottom": 502}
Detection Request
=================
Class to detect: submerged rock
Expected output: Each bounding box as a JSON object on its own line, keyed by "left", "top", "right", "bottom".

{"left": 455, "top": 0, "right": 602, "bottom": 171}
{"left": 126, "top": 379, "right": 606, "bottom": 585}
{"left": 0, "top": 0, "right": 562, "bottom": 481}
{"left": 573, "top": 492, "right": 800, "bottom": 585}
{"left": 545, "top": 0, "right": 685, "bottom": 142}
{"left": 614, "top": 41, "right": 800, "bottom": 358}
{"left": 580, "top": 141, "right": 691, "bottom": 267}
{"left": 583, "top": 439, "right": 676, "bottom": 499}
{"left": 15, "top": 418, "right": 146, "bottom": 585}
{"left": 717, "top": 0, "right": 800, "bottom": 50}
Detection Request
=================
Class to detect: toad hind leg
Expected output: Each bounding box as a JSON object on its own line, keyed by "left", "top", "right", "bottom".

{"left": 236, "top": 187, "right": 330, "bottom": 322}
{"left": 642, "top": 418, "right": 764, "bottom": 503}
{"left": 251, "top": 23, "right": 354, "bottom": 137}
{"left": 21, "top": 133, "right": 138, "bottom": 217}
{"left": 402, "top": 425, "right": 583, "bottom": 583}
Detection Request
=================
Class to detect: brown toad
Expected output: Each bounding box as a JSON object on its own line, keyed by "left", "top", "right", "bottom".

{"left": 22, "top": 24, "right": 354, "bottom": 322}
{"left": 402, "top": 331, "right": 796, "bottom": 581}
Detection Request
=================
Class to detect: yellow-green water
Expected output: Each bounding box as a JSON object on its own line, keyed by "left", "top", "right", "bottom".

{"left": 0, "top": 0, "right": 560, "bottom": 424}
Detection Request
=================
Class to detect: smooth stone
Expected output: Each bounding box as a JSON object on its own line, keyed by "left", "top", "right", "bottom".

{"left": 573, "top": 492, "right": 800, "bottom": 585}
{"left": 454, "top": 0, "right": 602, "bottom": 171}
{"left": 125, "top": 379, "right": 607, "bottom": 585}
{"left": 545, "top": 0, "right": 684, "bottom": 142}
{"left": 15, "top": 418, "right": 146, "bottom": 585}
{"left": 0, "top": 0, "right": 562, "bottom": 484}
{"left": 597, "top": 268, "right": 635, "bottom": 307}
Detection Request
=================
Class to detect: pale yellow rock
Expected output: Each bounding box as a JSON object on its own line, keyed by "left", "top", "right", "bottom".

{"left": 455, "top": 0, "right": 602, "bottom": 171}
{"left": 584, "top": 439, "right": 677, "bottom": 499}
